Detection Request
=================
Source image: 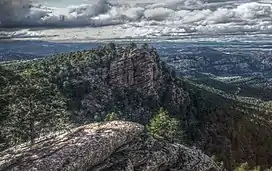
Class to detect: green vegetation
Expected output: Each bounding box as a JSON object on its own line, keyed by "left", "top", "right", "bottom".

{"left": 0, "top": 65, "right": 69, "bottom": 147}
{"left": 234, "top": 162, "right": 272, "bottom": 171}
{"left": 147, "top": 108, "right": 180, "bottom": 141}
{"left": 104, "top": 112, "right": 118, "bottom": 121}
{"left": 0, "top": 44, "right": 271, "bottom": 170}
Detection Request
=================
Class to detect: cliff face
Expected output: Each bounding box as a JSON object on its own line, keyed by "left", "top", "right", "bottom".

{"left": 108, "top": 48, "right": 188, "bottom": 106}
{"left": 0, "top": 121, "right": 220, "bottom": 171}
{"left": 75, "top": 46, "right": 190, "bottom": 125}
{"left": 109, "top": 50, "right": 161, "bottom": 95}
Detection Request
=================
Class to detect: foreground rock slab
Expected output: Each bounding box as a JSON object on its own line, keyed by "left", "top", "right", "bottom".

{"left": 0, "top": 121, "right": 221, "bottom": 171}
{"left": 92, "top": 134, "right": 221, "bottom": 171}
{"left": 0, "top": 121, "right": 144, "bottom": 171}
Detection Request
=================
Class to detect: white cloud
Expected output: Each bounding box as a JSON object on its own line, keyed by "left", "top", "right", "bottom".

{"left": 1, "top": 0, "right": 272, "bottom": 39}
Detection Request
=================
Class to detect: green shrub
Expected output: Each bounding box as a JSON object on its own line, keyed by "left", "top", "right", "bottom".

{"left": 104, "top": 112, "right": 118, "bottom": 121}
{"left": 234, "top": 162, "right": 270, "bottom": 171}
{"left": 147, "top": 108, "right": 180, "bottom": 141}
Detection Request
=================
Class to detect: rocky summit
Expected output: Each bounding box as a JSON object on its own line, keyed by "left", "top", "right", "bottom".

{"left": 0, "top": 121, "right": 220, "bottom": 171}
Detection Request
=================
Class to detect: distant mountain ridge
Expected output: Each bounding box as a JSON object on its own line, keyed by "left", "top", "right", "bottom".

{"left": 162, "top": 46, "right": 272, "bottom": 77}
{"left": 0, "top": 50, "right": 40, "bottom": 61}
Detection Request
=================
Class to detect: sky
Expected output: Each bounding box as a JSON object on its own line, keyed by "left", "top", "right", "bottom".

{"left": 1, "top": 0, "right": 272, "bottom": 41}
{"left": 41, "top": 0, "right": 86, "bottom": 6}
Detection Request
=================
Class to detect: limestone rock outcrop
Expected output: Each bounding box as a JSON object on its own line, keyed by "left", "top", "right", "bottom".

{"left": 0, "top": 121, "right": 221, "bottom": 171}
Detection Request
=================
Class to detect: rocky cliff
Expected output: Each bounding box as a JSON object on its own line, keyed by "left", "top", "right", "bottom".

{"left": 108, "top": 47, "right": 188, "bottom": 109}
{"left": 0, "top": 121, "right": 220, "bottom": 171}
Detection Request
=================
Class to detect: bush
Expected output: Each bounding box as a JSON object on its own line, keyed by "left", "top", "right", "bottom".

{"left": 234, "top": 162, "right": 270, "bottom": 171}
{"left": 104, "top": 112, "right": 118, "bottom": 121}
{"left": 147, "top": 108, "right": 180, "bottom": 141}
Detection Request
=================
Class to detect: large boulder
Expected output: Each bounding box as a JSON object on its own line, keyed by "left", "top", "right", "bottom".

{"left": 0, "top": 121, "right": 144, "bottom": 171}
{"left": 0, "top": 121, "right": 221, "bottom": 171}
{"left": 93, "top": 133, "right": 222, "bottom": 171}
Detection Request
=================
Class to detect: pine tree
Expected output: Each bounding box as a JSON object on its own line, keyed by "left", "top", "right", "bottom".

{"left": 147, "top": 108, "right": 180, "bottom": 141}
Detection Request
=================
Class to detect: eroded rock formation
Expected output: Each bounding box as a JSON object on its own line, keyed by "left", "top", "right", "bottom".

{"left": 109, "top": 49, "right": 161, "bottom": 95}
{"left": 0, "top": 121, "right": 220, "bottom": 171}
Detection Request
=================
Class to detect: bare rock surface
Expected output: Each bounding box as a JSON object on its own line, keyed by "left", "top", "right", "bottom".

{"left": 92, "top": 134, "right": 221, "bottom": 171}
{"left": 109, "top": 48, "right": 188, "bottom": 104}
{"left": 0, "top": 121, "right": 144, "bottom": 171}
{"left": 109, "top": 50, "right": 161, "bottom": 96}
{"left": 0, "top": 121, "right": 221, "bottom": 171}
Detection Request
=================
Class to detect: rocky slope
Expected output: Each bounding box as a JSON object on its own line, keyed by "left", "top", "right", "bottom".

{"left": 0, "top": 121, "right": 220, "bottom": 171}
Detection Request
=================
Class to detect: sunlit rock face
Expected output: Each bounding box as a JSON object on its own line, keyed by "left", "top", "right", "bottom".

{"left": 0, "top": 121, "right": 220, "bottom": 171}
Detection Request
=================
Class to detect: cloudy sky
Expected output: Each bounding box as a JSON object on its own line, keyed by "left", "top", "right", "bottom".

{"left": 1, "top": 0, "right": 272, "bottom": 41}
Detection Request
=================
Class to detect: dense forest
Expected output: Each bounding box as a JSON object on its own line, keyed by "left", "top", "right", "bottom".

{"left": 0, "top": 44, "right": 271, "bottom": 170}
